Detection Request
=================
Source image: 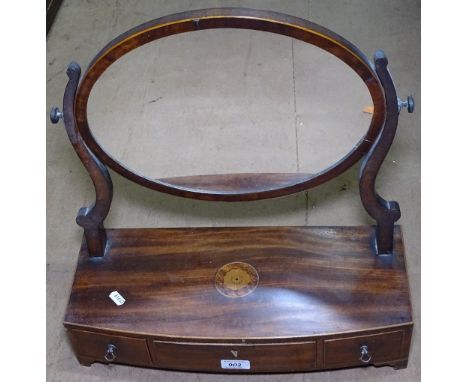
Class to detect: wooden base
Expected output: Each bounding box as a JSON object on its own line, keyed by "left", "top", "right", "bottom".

{"left": 64, "top": 226, "right": 412, "bottom": 373}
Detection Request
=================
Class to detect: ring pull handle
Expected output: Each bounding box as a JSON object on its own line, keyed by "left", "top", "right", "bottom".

{"left": 359, "top": 345, "right": 372, "bottom": 363}
{"left": 104, "top": 344, "right": 117, "bottom": 362}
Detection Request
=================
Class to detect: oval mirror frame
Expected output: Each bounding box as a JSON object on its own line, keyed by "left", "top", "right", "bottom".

{"left": 74, "top": 8, "right": 386, "bottom": 201}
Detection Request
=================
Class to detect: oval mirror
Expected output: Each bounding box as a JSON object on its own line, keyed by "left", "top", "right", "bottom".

{"left": 78, "top": 11, "right": 383, "bottom": 201}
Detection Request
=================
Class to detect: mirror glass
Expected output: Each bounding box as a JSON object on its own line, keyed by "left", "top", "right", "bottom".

{"left": 87, "top": 29, "right": 372, "bottom": 179}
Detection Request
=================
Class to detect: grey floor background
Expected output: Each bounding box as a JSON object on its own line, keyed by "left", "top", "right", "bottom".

{"left": 46, "top": 1, "right": 420, "bottom": 381}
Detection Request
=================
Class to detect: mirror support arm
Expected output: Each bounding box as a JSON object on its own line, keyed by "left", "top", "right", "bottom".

{"left": 359, "top": 51, "right": 404, "bottom": 256}
{"left": 60, "top": 62, "right": 113, "bottom": 257}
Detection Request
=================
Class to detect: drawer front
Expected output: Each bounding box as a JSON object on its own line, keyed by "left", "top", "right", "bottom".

{"left": 324, "top": 330, "right": 404, "bottom": 368}
{"left": 152, "top": 341, "right": 316, "bottom": 372}
{"left": 68, "top": 329, "right": 152, "bottom": 366}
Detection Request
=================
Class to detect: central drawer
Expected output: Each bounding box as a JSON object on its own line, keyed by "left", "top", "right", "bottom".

{"left": 151, "top": 340, "right": 317, "bottom": 372}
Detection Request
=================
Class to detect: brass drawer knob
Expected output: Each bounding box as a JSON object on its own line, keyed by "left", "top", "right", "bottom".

{"left": 104, "top": 344, "right": 117, "bottom": 362}
{"left": 359, "top": 345, "right": 372, "bottom": 363}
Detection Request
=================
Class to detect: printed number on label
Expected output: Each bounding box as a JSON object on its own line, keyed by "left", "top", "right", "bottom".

{"left": 220, "top": 360, "right": 250, "bottom": 370}
{"left": 109, "top": 291, "right": 125, "bottom": 306}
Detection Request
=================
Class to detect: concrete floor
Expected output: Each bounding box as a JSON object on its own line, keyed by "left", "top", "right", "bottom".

{"left": 46, "top": 1, "right": 420, "bottom": 381}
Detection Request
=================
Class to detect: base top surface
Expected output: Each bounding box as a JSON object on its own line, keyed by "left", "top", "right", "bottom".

{"left": 64, "top": 226, "right": 411, "bottom": 340}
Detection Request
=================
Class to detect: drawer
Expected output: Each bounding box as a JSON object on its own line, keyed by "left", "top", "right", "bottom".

{"left": 151, "top": 340, "right": 316, "bottom": 372}
{"left": 324, "top": 330, "right": 404, "bottom": 368}
{"left": 68, "top": 329, "right": 152, "bottom": 366}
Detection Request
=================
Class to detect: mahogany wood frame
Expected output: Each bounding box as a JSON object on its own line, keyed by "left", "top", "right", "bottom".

{"left": 53, "top": 8, "right": 415, "bottom": 373}
{"left": 57, "top": 8, "right": 407, "bottom": 256}
{"left": 74, "top": 7, "right": 386, "bottom": 201}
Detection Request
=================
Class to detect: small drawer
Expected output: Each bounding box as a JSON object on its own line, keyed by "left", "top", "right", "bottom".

{"left": 68, "top": 329, "right": 152, "bottom": 366}
{"left": 151, "top": 340, "right": 316, "bottom": 372}
{"left": 324, "top": 330, "right": 404, "bottom": 368}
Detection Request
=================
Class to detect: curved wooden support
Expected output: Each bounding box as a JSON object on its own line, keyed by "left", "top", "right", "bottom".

{"left": 359, "top": 51, "right": 401, "bottom": 255}
{"left": 62, "top": 62, "right": 113, "bottom": 257}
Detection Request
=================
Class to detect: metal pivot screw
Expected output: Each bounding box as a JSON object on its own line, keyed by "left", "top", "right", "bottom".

{"left": 397, "top": 95, "right": 415, "bottom": 113}
{"left": 50, "top": 106, "right": 63, "bottom": 124}
{"left": 104, "top": 344, "right": 117, "bottom": 362}
{"left": 359, "top": 345, "right": 372, "bottom": 363}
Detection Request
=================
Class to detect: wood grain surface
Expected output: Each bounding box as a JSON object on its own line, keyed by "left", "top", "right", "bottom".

{"left": 64, "top": 226, "right": 412, "bottom": 338}
{"left": 64, "top": 225, "right": 412, "bottom": 372}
